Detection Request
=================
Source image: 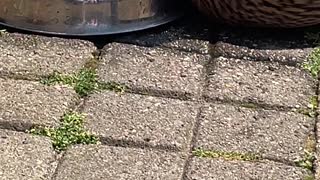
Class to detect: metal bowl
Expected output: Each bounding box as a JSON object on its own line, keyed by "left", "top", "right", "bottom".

{"left": 0, "top": 0, "right": 183, "bottom": 36}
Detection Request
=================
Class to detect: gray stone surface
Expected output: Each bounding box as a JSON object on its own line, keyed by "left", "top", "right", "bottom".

{"left": 315, "top": 96, "right": 320, "bottom": 180}
{"left": 213, "top": 26, "right": 311, "bottom": 50}
{"left": 0, "top": 33, "right": 96, "bottom": 77}
{"left": 187, "top": 157, "right": 312, "bottom": 180}
{"left": 0, "top": 78, "right": 78, "bottom": 130}
{"left": 83, "top": 91, "right": 198, "bottom": 150}
{"left": 316, "top": 141, "right": 320, "bottom": 179}
{"left": 195, "top": 103, "right": 314, "bottom": 162}
{"left": 115, "top": 17, "right": 210, "bottom": 54}
{"left": 205, "top": 57, "right": 315, "bottom": 108}
{"left": 211, "top": 42, "right": 312, "bottom": 64}
{"left": 55, "top": 145, "right": 187, "bottom": 180}
{"left": 0, "top": 129, "right": 57, "bottom": 180}
{"left": 99, "top": 43, "right": 207, "bottom": 99}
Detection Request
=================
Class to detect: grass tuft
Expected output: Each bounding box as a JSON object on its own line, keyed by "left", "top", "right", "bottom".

{"left": 294, "top": 150, "right": 315, "bottom": 171}
{"left": 295, "top": 135, "right": 316, "bottom": 171}
{"left": 303, "top": 47, "right": 320, "bottom": 78}
{"left": 41, "top": 69, "right": 126, "bottom": 97}
{"left": 193, "top": 148, "right": 260, "bottom": 161}
{"left": 303, "top": 175, "right": 314, "bottom": 180}
{"left": 28, "top": 112, "right": 99, "bottom": 151}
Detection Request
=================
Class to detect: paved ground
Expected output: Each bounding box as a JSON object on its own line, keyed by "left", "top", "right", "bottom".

{"left": 0, "top": 14, "right": 320, "bottom": 180}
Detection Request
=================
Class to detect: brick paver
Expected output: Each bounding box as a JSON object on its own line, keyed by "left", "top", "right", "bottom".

{"left": 315, "top": 92, "right": 320, "bottom": 180}
{"left": 99, "top": 42, "right": 207, "bottom": 99}
{"left": 187, "top": 157, "right": 312, "bottom": 180}
{"left": 55, "top": 145, "right": 187, "bottom": 180}
{"left": 0, "top": 129, "right": 57, "bottom": 180}
{"left": 204, "top": 57, "right": 315, "bottom": 108}
{"left": 83, "top": 91, "right": 198, "bottom": 150}
{"left": 0, "top": 78, "right": 78, "bottom": 130}
{"left": 0, "top": 33, "right": 96, "bottom": 78}
{"left": 0, "top": 13, "right": 318, "bottom": 180}
{"left": 212, "top": 26, "right": 313, "bottom": 64}
{"left": 211, "top": 41, "right": 312, "bottom": 64}
{"left": 195, "top": 103, "right": 314, "bottom": 163}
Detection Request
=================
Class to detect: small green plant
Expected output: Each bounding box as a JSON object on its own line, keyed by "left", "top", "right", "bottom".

{"left": 241, "top": 102, "right": 258, "bottom": 109}
{"left": 295, "top": 135, "right": 316, "bottom": 171}
{"left": 308, "top": 96, "right": 318, "bottom": 117}
{"left": 193, "top": 148, "right": 260, "bottom": 161}
{"left": 303, "top": 47, "right": 320, "bottom": 78}
{"left": 295, "top": 150, "right": 315, "bottom": 171}
{"left": 299, "top": 96, "right": 319, "bottom": 117}
{"left": 28, "top": 112, "right": 99, "bottom": 151}
{"left": 41, "top": 71, "right": 75, "bottom": 86}
{"left": 99, "top": 81, "right": 126, "bottom": 93}
{"left": 304, "top": 175, "right": 315, "bottom": 180}
{"left": 41, "top": 68, "right": 126, "bottom": 96}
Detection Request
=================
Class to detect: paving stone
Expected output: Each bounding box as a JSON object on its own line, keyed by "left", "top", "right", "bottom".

{"left": 211, "top": 42, "right": 312, "bottom": 65}
{"left": 315, "top": 94, "right": 320, "bottom": 180}
{"left": 55, "top": 145, "right": 187, "bottom": 180}
{"left": 115, "top": 16, "right": 210, "bottom": 54}
{"left": 196, "top": 104, "right": 314, "bottom": 163}
{"left": 212, "top": 25, "right": 311, "bottom": 50}
{"left": 99, "top": 43, "right": 207, "bottom": 99}
{"left": 205, "top": 57, "right": 315, "bottom": 108}
{"left": 0, "top": 32, "right": 96, "bottom": 77}
{"left": 0, "top": 78, "right": 78, "bottom": 130}
{"left": 0, "top": 129, "right": 57, "bottom": 180}
{"left": 83, "top": 91, "right": 198, "bottom": 150}
{"left": 210, "top": 25, "right": 313, "bottom": 64}
{"left": 186, "top": 157, "right": 312, "bottom": 180}
{"left": 316, "top": 141, "right": 320, "bottom": 179}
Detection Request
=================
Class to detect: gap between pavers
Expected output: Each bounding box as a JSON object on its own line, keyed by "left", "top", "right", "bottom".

{"left": 0, "top": 129, "right": 57, "bottom": 180}
{"left": 0, "top": 78, "right": 79, "bottom": 131}
{"left": 54, "top": 144, "right": 188, "bottom": 180}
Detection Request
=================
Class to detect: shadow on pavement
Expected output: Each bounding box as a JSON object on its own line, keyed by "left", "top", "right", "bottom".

{"left": 0, "top": 4, "right": 319, "bottom": 51}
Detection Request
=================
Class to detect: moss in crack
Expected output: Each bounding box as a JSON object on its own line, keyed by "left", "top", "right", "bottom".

{"left": 308, "top": 96, "right": 318, "bottom": 117}
{"left": 303, "top": 47, "right": 320, "bottom": 78}
{"left": 28, "top": 112, "right": 99, "bottom": 151}
{"left": 295, "top": 135, "right": 316, "bottom": 171}
{"left": 193, "top": 148, "right": 261, "bottom": 161}
{"left": 310, "top": 96, "right": 318, "bottom": 109}
{"left": 304, "top": 175, "right": 314, "bottom": 180}
{"left": 41, "top": 52, "right": 126, "bottom": 96}
{"left": 298, "top": 96, "right": 319, "bottom": 117}
{"left": 98, "top": 81, "right": 126, "bottom": 93}
{"left": 240, "top": 102, "right": 258, "bottom": 109}
{"left": 41, "top": 69, "right": 97, "bottom": 97}
{"left": 295, "top": 150, "right": 315, "bottom": 171}
{"left": 41, "top": 69, "right": 126, "bottom": 97}
{"left": 297, "top": 108, "right": 313, "bottom": 117}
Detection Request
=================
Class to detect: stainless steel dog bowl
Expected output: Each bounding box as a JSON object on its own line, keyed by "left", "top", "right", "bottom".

{"left": 0, "top": 0, "right": 183, "bottom": 35}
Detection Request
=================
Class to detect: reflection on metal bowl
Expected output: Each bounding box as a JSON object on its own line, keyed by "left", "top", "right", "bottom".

{"left": 0, "top": 0, "right": 183, "bottom": 35}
